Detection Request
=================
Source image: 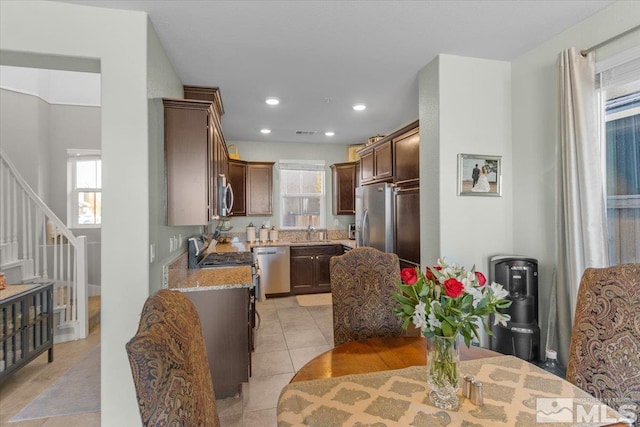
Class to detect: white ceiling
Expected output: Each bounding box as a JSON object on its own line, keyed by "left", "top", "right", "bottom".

{"left": 54, "top": 0, "right": 613, "bottom": 145}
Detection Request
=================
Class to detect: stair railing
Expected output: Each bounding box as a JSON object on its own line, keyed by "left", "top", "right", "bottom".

{"left": 0, "top": 150, "right": 88, "bottom": 340}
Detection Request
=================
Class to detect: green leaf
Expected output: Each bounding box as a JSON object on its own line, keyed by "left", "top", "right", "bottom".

{"left": 441, "top": 319, "right": 454, "bottom": 337}
{"left": 402, "top": 317, "right": 412, "bottom": 330}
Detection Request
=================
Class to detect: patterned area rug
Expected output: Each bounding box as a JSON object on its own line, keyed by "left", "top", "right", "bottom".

{"left": 296, "top": 293, "right": 332, "bottom": 306}
{"left": 10, "top": 347, "right": 100, "bottom": 421}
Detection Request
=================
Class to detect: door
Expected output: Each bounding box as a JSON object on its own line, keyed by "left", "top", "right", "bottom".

{"left": 362, "top": 184, "right": 393, "bottom": 253}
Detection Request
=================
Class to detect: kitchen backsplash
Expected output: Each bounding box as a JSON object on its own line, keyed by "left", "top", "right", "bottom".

{"left": 221, "top": 228, "right": 349, "bottom": 243}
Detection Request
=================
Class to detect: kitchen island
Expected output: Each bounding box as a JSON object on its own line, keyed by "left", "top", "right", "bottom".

{"left": 166, "top": 251, "right": 254, "bottom": 399}
{"left": 163, "top": 237, "right": 354, "bottom": 398}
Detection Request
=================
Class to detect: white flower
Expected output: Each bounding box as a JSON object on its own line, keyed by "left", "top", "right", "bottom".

{"left": 412, "top": 301, "right": 429, "bottom": 329}
{"left": 412, "top": 311, "right": 428, "bottom": 330}
{"left": 493, "top": 312, "right": 510, "bottom": 326}
{"left": 490, "top": 281, "right": 509, "bottom": 300}
{"left": 414, "top": 300, "right": 427, "bottom": 317}
{"left": 427, "top": 311, "right": 441, "bottom": 330}
{"left": 467, "top": 287, "right": 483, "bottom": 308}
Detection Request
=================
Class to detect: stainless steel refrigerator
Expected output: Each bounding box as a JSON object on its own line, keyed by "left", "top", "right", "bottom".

{"left": 355, "top": 183, "right": 394, "bottom": 252}
{"left": 355, "top": 183, "right": 420, "bottom": 268}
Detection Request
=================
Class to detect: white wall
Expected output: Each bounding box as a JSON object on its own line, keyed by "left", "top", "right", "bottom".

{"left": 49, "top": 103, "right": 102, "bottom": 217}
{"left": 0, "top": 2, "right": 163, "bottom": 424}
{"left": 0, "top": 89, "right": 51, "bottom": 201}
{"left": 147, "top": 16, "right": 197, "bottom": 291}
{"left": 511, "top": 0, "right": 640, "bottom": 362}
{"left": 227, "top": 140, "right": 356, "bottom": 231}
{"left": 0, "top": 65, "right": 101, "bottom": 106}
{"left": 419, "top": 55, "right": 512, "bottom": 348}
{"left": 419, "top": 55, "right": 512, "bottom": 272}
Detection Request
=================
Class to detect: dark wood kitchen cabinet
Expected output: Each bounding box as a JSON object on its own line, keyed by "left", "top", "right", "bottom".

{"left": 228, "top": 159, "right": 247, "bottom": 216}
{"left": 183, "top": 287, "right": 250, "bottom": 399}
{"left": 393, "top": 122, "right": 420, "bottom": 186}
{"left": 246, "top": 162, "right": 274, "bottom": 216}
{"left": 393, "top": 186, "right": 420, "bottom": 268}
{"left": 164, "top": 93, "right": 228, "bottom": 225}
{"left": 227, "top": 160, "right": 275, "bottom": 217}
{"left": 358, "top": 140, "right": 393, "bottom": 184}
{"left": 357, "top": 120, "right": 419, "bottom": 186}
{"left": 290, "top": 245, "right": 343, "bottom": 294}
{"left": 331, "top": 162, "right": 357, "bottom": 215}
{"left": 357, "top": 120, "right": 420, "bottom": 269}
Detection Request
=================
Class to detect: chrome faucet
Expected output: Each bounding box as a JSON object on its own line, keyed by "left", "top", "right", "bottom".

{"left": 306, "top": 225, "right": 316, "bottom": 240}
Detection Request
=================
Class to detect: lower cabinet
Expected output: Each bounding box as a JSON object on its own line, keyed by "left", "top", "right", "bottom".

{"left": 290, "top": 245, "right": 344, "bottom": 294}
{"left": 183, "top": 287, "right": 250, "bottom": 399}
{"left": 0, "top": 283, "right": 54, "bottom": 384}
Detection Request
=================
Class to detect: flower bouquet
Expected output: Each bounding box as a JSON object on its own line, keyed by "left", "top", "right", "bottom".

{"left": 392, "top": 258, "right": 512, "bottom": 409}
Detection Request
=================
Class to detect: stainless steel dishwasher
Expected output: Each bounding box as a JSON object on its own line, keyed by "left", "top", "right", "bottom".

{"left": 253, "top": 246, "right": 290, "bottom": 296}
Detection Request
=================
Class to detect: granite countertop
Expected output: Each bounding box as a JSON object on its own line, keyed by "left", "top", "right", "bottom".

{"left": 166, "top": 250, "right": 253, "bottom": 291}
{"left": 165, "top": 239, "right": 355, "bottom": 291}
{"left": 169, "top": 264, "right": 253, "bottom": 292}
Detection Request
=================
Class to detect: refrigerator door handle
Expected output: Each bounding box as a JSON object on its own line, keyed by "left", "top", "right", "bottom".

{"left": 362, "top": 208, "right": 369, "bottom": 247}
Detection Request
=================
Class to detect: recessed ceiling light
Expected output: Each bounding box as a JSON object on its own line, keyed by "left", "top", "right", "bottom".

{"left": 260, "top": 129, "right": 271, "bottom": 134}
{"left": 352, "top": 103, "right": 366, "bottom": 111}
{"left": 325, "top": 131, "right": 335, "bottom": 137}
{"left": 265, "top": 97, "right": 280, "bottom": 106}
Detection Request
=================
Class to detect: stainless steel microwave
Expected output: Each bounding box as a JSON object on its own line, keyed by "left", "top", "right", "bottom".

{"left": 218, "top": 175, "right": 234, "bottom": 217}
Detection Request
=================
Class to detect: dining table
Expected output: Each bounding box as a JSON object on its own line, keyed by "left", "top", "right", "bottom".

{"left": 278, "top": 336, "right": 628, "bottom": 426}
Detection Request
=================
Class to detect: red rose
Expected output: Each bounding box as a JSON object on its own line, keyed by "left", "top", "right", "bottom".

{"left": 475, "top": 271, "right": 487, "bottom": 286}
{"left": 425, "top": 266, "right": 441, "bottom": 281}
{"left": 443, "top": 278, "right": 464, "bottom": 298}
{"left": 400, "top": 268, "right": 418, "bottom": 285}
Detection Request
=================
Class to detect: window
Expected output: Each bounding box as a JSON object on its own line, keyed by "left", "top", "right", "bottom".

{"left": 279, "top": 160, "right": 325, "bottom": 229}
{"left": 67, "top": 149, "right": 101, "bottom": 228}
{"left": 598, "top": 52, "right": 640, "bottom": 264}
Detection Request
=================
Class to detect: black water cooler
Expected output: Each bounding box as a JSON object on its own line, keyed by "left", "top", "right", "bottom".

{"left": 490, "top": 256, "right": 540, "bottom": 362}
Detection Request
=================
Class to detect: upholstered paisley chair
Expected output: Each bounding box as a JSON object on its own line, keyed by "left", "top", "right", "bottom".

{"left": 330, "top": 247, "right": 404, "bottom": 346}
{"left": 566, "top": 264, "right": 640, "bottom": 419}
{"left": 126, "top": 289, "right": 220, "bottom": 427}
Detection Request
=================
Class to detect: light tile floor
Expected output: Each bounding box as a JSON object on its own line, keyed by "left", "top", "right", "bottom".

{"left": 217, "top": 296, "right": 334, "bottom": 427}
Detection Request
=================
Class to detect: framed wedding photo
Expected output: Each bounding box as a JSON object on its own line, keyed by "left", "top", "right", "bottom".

{"left": 457, "top": 154, "right": 502, "bottom": 197}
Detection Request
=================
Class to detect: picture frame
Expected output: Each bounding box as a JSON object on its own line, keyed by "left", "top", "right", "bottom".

{"left": 457, "top": 154, "right": 502, "bottom": 196}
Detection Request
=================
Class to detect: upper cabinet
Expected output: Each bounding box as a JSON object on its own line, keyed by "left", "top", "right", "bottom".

{"left": 164, "top": 87, "right": 227, "bottom": 225}
{"left": 228, "top": 159, "right": 247, "bottom": 216}
{"left": 358, "top": 140, "right": 392, "bottom": 184}
{"left": 358, "top": 120, "right": 419, "bottom": 186}
{"left": 331, "top": 162, "right": 357, "bottom": 215}
{"left": 393, "top": 124, "right": 420, "bottom": 187}
{"left": 228, "top": 160, "right": 275, "bottom": 217}
{"left": 246, "top": 162, "right": 275, "bottom": 216}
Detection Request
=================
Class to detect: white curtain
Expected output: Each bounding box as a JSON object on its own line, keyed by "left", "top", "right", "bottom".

{"left": 556, "top": 47, "right": 610, "bottom": 366}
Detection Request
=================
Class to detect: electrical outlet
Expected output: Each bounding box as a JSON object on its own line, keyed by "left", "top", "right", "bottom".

{"left": 150, "top": 244, "right": 155, "bottom": 263}
{"left": 333, "top": 219, "right": 340, "bottom": 227}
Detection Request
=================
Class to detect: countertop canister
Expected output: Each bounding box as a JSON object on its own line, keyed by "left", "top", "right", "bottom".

{"left": 246, "top": 225, "right": 256, "bottom": 242}
{"left": 259, "top": 226, "right": 269, "bottom": 242}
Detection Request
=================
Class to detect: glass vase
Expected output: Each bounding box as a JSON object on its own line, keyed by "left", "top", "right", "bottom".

{"left": 427, "top": 335, "right": 460, "bottom": 410}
